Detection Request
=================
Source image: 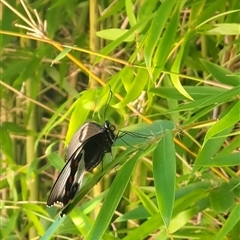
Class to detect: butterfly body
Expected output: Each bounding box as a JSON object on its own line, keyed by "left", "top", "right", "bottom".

{"left": 47, "top": 121, "right": 116, "bottom": 207}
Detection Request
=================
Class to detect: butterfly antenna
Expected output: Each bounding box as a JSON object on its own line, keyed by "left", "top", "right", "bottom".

{"left": 103, "top": 85, "right": 113, "bottom": 120}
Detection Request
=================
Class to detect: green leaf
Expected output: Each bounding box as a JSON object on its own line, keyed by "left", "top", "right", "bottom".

{"left": 206, "top": 23, "right": 240, "bottom": 35}
{"left": 35, "top": 97, "right": 77, "bottom": 150}
{"left": 23, "top": 208, "right": 45, "bottom": 236}
{"left": 96, "top": 29, "right": 134, "bottom": 42}
{"left": 1, "top": 58, "right": 31, "bottom": 84}
{"left": 215, "top": 203, "right": 240, "bottom": 240}
{"left": 1, "top": 211, "right": 20, "bottom": 238}
{"left": 70, "top": 209, "right": 93, "bottom": 236}
{"left": 153, "top": 7, "right": 179, "bottom": 72}
{"left": 217, "top": 135, "right": 240, "bottom": 157}
{"left": 66, "top": 90, "right": 97, "bottom": 144}
{"left": 97, "top": 13, "right": 155, "bottom": 63}
{"left": 86, "top": 150, "right": 142, "bottom": 240}
{"left": 209, "top": 183, "right": 235, "bottom": 213}
{"left": 153, "top": 129, "right": 176, "bottom": 228}
{"left": 193, "top": 127, "right": 234, "bottom": 172}
{"left": 144, "top": 0, "right": 176, "bottom": 72}
{"left": 47, "top": 152, "right": 65, "bottom": 171}
{"left": 174, "top": 85, "right": 240, "bottom": 112}
{"left": 0, "top": 126, "right": 14, "bottom": 161}
{"left": 60, "top": 149, "right": 134, "bottom": 217}
{"left": 3, "top": 122, "right": 31, "bottom": 134}
{"left": 168, "top": 206, "right": 199, "bottom": 233}
{"left": 203, "top": 100, "right": 240, "bottom": 145}
{"left": 196, "top": 152, "right": 240, "bottom": 166}
{"left": 170, "top": 30, "right": 194, "bottom": 100}
{"left": 201, "top": 59, "right": 240, "bottom": 86}
{"left": 39, "top": 217, "right": 65, "bottom": 240}
{"left": 115, "top": 120, "right": 174, "bottom": 147}
{"left": 125, "top": 0, "right": 137, "bottom": 27}
{"left": 123, "top": 213, "right": 164, "bottom": 240}
{"left": 133, "top": 185, "right": 158, "bottom": 216}
{"left": 114, "top": 68, "right": 149, "bottom": 108}
{"left": 150, "top": 86, "right": 226, "bottom": 100}
{"left": 51, "top": 47, "right": 72, "bottom": 66}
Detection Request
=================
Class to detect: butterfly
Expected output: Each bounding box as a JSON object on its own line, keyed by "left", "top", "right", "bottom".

{"left": 47, "top": 121, "right": 116, "bottom": 209}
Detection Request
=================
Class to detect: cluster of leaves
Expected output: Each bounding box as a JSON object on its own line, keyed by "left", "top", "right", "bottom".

{"left": 0, "top": 0, "right": 239, "bottom": 240}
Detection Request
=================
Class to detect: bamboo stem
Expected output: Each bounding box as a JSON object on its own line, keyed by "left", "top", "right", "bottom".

{"left": 25, "top": 78, "right": 38, "bottom": 238}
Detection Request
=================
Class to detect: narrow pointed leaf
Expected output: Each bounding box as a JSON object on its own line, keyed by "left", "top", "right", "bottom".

{"left": 86, "top": 150, "right": 142, "bottom": 240}
{"left": 153, "top": 129, "right": 176, "bottom": 228}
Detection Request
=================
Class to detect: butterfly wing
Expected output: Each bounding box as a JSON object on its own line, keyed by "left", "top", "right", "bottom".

{"left": 68, "top": 121, "right": 115, "bottom": 171}
{"left": 46, "top": 148, "right": 85, "bottom": 207}
{"left": 47, "top": 121, "right": 115, "bottom": 208}
{"left": 47, "top": 122, "right": 103, "bottom": 207}
{"left": 82, "top": 133, "right": 111, "bottom": 171}
{"left": 67, "top": 122, "right": 103, "bottom": 160}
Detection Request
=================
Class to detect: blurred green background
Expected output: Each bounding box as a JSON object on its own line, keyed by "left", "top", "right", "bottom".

{"left": 0, "top": 0, "right": 239, "bottom": 239}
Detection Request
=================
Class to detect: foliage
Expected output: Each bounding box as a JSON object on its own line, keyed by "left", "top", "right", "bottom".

{"left": 0, "top": 0, "right": 239, "bottom": 239}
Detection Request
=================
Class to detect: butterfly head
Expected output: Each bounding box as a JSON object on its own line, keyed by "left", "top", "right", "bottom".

{"left": 103, "top": 120, "right": 116, "bottom": 142}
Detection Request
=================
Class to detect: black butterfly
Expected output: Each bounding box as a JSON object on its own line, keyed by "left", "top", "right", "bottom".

{"left": 47, "top": 121, "right": 116, "bottom": 208}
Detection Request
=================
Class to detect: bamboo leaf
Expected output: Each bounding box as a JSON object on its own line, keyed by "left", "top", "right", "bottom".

{"left": 170, "top": 30, "right": 194, "bottom": 100}
{"left": 215, "top": 204, "right": 240, "bottom": 240}
{"left": 144, "top": 0, "right": 176, "bottom": 72}
{"left": 86, "top": 150, "right": 142, "bottom": 240}
{"left": 123, "top": 214, "right": 164, "bottom": 240}
{"left": 201, "top": 59, "right": 240, "bottom": 86}
{"left": 206, "top": 23, "right": 240, "bottom": 35}
{"left": 113, "top": 68, "right": 149, "bottom": 108}
{"left": 133, "top": 185, "right": 158, "bottom": 216}
{"left": 203, "top": 100, "right": 240, "bottom": 145}
{"left": 51, "top": 47, "right": 73, "bottom": 66}
{"left": 153, "top": 129, "right": 176, "bottom": 228}
{"left": 96, "top": 29, "right": 134, "bottom": 42}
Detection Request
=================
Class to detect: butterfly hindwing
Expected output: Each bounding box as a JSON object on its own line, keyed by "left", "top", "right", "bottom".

{"left": 47, "top": 148, "right": 85, "bottom": 207}
{"left": 46, "top": 157, "right": 72, "bottom": 206}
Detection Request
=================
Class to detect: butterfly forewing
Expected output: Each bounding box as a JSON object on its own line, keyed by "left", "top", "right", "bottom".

{"left": 67, "top": 122, "right": 104, "bottom": 160}
{"left": 83, "top": 128, "right": 115, "bottom": 170}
